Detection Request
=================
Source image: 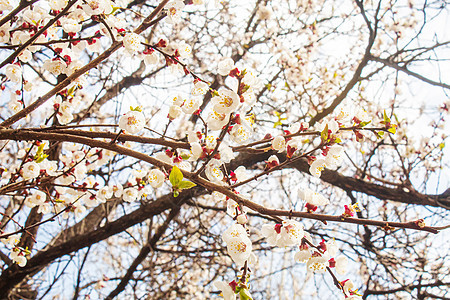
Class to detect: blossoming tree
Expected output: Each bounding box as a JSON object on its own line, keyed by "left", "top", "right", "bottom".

{"left": 0, "top": 0, "right": 449, "bottom": 299}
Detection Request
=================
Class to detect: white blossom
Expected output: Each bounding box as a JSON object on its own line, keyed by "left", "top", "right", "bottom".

{"left": 309, "top": 158, "right": 327, "bottom": 178}
{"left": 5, "top": 64, "right": 22, "bottom": 83}
{"left": 168, "top": 105, "right": 182, "bottom": 120}
{"left": 191, "top": 81, "right": 209, "bottom": 96}
{"left": 214, "top": 281, "right": 236, "bottom": 300}
{"left": 212, "top": 89, "right": 240, "bottom": 114}
{"left": 148, "top": 169, "right": 165, "bottom": 188}
{"left": 294, "top": 249, "right": 312, "bottom": 263}
{"left": 22, "top": 161, "right": 40, "bottom": 180}
{"left": 325, "top": 145, "right": 344, "bottom": 168}
{"left": 182, "top": 98, "right": 202, "bottom": 114}
{"left": 307, "top": 255, "right": 328, "bottom": 273}
{"left": 222, "top": 223, "right": 252, "bottom": 266}
{"left": 123, "top": 33, "right": 145, "bottom": 53}
{"left": 123, "top": 187, "right": 139, "bottom": 202}
{"left": 335, "top": 256, "right": 348, "bottom": 275}
{"left": 206, "top": 110, "right": 229, "bottom": 131}
{"left": 298, "top": 187, "right": 329, "bottom": 206}
{"left": 217, "top": 57, "right": 235, "bottom": 76}
{"left": 272, "top": 135, "right": 286, "bottom": 152}
{"left": 119, "top": 110, "right": 146, "bottom": 134}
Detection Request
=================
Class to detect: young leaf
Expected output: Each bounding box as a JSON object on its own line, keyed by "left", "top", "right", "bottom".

{"left": 169, "top": 166, "right": 183, "bottom": 186}
{"left": 178, "top": 180, "right": 196, "bottom": 190}
{"left": 388, "top": 126, "right": 396, "bottom": 134}
{"left": 383, "top": 110, "right": 390, "bottom": 124}
{"left": 239, "top": 288, "right": 253, "bottom": 300}
{"left": 321, "top": 124, "right": 329, "bottom": 141}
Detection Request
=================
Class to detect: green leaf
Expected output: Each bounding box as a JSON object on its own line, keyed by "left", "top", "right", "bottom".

{"left": 239, "top": 288, "right": 253, "bottom": 300}
{"left": 169, "top": 166, "right": 183, "bottom": 186}
{"left": 178, "top": 180, "right": 196, "bottom": 190}
{"left": 35, "top": 154, "right": 48, "bottom": 163}
{"left": 387, "top": 126, "right": 396, "bottom": 134}
{"left": 376, "top": 131, "right": 385, "bottom": 139}
{"left": 359, "top": 120, "right": 371, "bottom": 127}
{"left": 110, "top": 6, "right": 121, "bottom": 15}
{"left": 321, "top": 124, "right": 329, "bottom": 141}
{"left": 173, "top": 190, "right": 180, "bottom": 197}
{"left": 36, "top": 143, "right": 44, "bottom": 155}
{"left": 67, "top": 85, "right": 76, "bottom": 96}
{"left": 383, "top": 110, "right": 390, "bottom": 124}
{"left": 241, "top": 84, "right": 250, "bottom": 94}
{"left": 439, "top": 142, "right": 445, "bottom": 150}
{"left": 180, "top": 153, "right": 190, "bottom": 160}
{"left": 130, "top": 106, "right": 142, "bottom": 112}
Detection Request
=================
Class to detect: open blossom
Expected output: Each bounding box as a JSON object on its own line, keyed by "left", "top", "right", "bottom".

{"left": 0, "top": 23, "right": 11, "bottom": 43}
{"left": 166, "top": 0, "right": 185, "bottom": 24}
{"left": 144, "top": 50, "right": 159, "bottom": 66}
{"left": 123, "top": 32, "right": 145, "bottom": 53}
{"left": 22, "top": 161, "right": 40, "bottom": 180}
{"left": 226, "top": 199, "right": 241, "bottom": 217}
{"left": 335, "top": 255, "right": 348, "bottom": 275}
{"left": 119, "top": 110, "right": 145, "bottom": 134}
{"left": 182, "top": 97, "right": 202, "bottom": 114}
{"left": 318, "top": 119, "right": 340, "bottom": 136}
{"left": 191, "top": 81, "right": 209, "bottom": 96}
{"left": 341, "top": 279, "right": 361, "bottom": 298}
{"left": 18, "top": 49, "right": 32, "bottom": 63}
{"left": 206, "top": 110, "right": 229, "bottom": 131}
{"left": 148, "top": 169, "right": 165, "bottom": 188}
{"left": 278, "top": 220, "right": 304, "bottom": 247}
{"left": 307, "top": 253, "right": 328, "bottom": 273}
{"left": 295, "top": 248, "right": 312, "bottom": 263}
{"left": 217, "top": 57, "right": 235, "bottom": 76}
{"left": 49, "top": 0, "right": 68, "bottom": 10}
{"left": 261, "top": 220, "right": 304, "bottom": 247}
{"left": 230, "top": 124, "right": 252, "bottom": 144}
{"left": 5, "top": 64, "right": 22, "bottom": 83}
{"left": 214, "top": 281, "right": 236, "bottom": 300}
{"left": 25, "top": 190, "right": 46, "bottom": 208}
{"left": 57, "top": 112, "right": 73, "bottom": 125}
{"left": 272, "top": 135, "right": 286, "bottom": 152}
{"left": 168, "top": 104, "right": 182, "bottom": 120}
{"left": 61, "top": 18, "right": 82, "bottom": 33}
{"left": 298, "top": 187, "right": 329, "bottom": 206}
{"left": 309, "top": 158, "right": 327, "bottom": 178}
{"left": 97, "top": 186, "right": 113, "bottom": 201}
{"left": 205, "top": 135, "right": 217, "bottom": 150}
{"left": 83, "top": 0, "right": 113, "bottom": 16}
{"left": 212, "top": 89, "right": 240, "bottom": 114}
{"left": 325, "top": 145, "right": 344, "bottom": 168}
{"left": 43, "top": 59, "right": 67, "bottom": 76}
{"left": 37, "top": 202, "right": 52, "bottom": 214}
{"left": 286, "top": 137, "right": 301, "bottom": 158}
{"left": 222, "top": 223, "right": 252, "bottom": 266}
{"left": 261, "top": 224, "right": 281, "bottom": 246}
{"left": 123, "top": 187, "right": 139, "bottom": 202}
{"left": 11, "top": 247, "right": 27, "bottom": 267}
{"left": 1, "top": 234, "right": 20, "bottom": 246}
{"left": 205, "top": 160, "right": 224, "bottom": 184}
{"left": 233, "top": 166, "right": 248, "bottom": 182}
{"left": 176, "top": 41, "right": 192, "bottom": 58}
